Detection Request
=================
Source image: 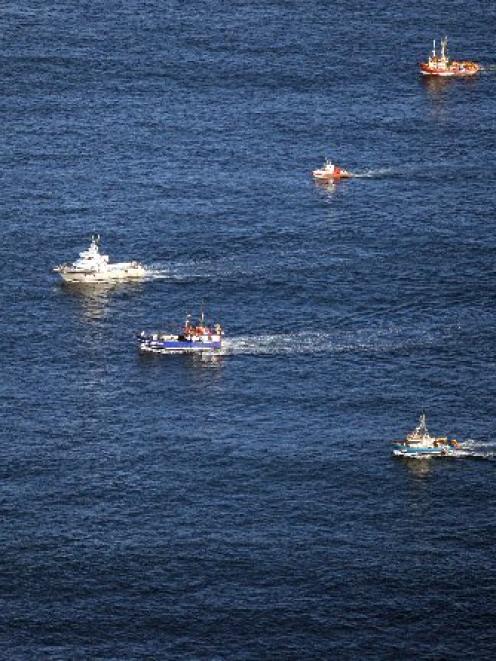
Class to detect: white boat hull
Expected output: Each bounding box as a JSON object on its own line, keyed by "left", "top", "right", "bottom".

{"left": 54, "top": 236, "right": 147, "bottom": 284}
{"left": 56, "top": 265, "right": 146, "bottom": 284}
{"left": 420, "top": 70, "right": 456, "bottom": 77}
{"left": 392, "top": 446, "right": 456, "bottom": 458}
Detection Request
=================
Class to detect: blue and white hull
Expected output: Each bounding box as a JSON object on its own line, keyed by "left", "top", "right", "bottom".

{"left": 392, "top": 414, "right": 461, "bottom": 459}
{"left": 392, "top": 444, "right": 456, "bottom": 458}
{"left": 139, "top": 338, "right": 222, "bottom": 354}
{"left": 139, "top": 313, "right": 224, "bottom": 356}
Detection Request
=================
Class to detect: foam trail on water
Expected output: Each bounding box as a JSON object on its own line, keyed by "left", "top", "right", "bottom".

{"left": 143, "top": 267, "right": 172, "bottom": 280}
{"left": 455, "top": 438, "right": 496, "bottom": 459}
{"left": 352, "top": 167, "right": 396, "bottom": 179}
{"left": 224, "top": 331, "right": 348, "bottom": 356}
{"left": 223, "top": 327, "right": 436, "bottom": 357}
{"left": 144, "top": 262, "right": 208, "bottom": 282}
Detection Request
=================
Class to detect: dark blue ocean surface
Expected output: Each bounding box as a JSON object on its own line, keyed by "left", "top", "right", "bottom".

{"left": 1, "top": 1, "right": 496, "bottom": 658}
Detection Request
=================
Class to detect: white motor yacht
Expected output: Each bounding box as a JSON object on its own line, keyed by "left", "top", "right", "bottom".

{"left": 53, "top": 235, "right": 146, "bottom": 284}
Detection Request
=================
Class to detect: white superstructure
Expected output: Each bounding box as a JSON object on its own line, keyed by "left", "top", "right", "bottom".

{"left": 314, "top": 159, "right": 335, "bottom": 177}
{"left": 405, "top": 413, "right": 437, "bottom": 447}
{"left": 53, "top": 235, "right": 146, "bottom": 283}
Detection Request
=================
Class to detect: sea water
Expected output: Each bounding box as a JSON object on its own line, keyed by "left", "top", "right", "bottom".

{"left": 1, "top": 1, "right": 496, "bottom": 658}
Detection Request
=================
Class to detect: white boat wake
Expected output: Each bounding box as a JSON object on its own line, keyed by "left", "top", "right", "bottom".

{"left": 143, "top": 267, "right": 174, "bottom": 280}
{"left": 222, "top": 326, "right": 438, "bottom": 357}
{"left": 143, "top": 262, "right": 207, "bottom": 282}
{"left": 351, "top": 167, "right": 396, "bottom": 179}
{"left": 223, "top": 330, "right": 365, "bottom": 356}
{"left": 453, "top": 438, "right": 496, "bottom": 460}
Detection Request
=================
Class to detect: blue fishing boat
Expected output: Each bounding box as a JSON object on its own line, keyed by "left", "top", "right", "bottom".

{"left": 392, "top": 414, "right": 461, "bottom": 458}
{"left": 139, "top": 310, "right": 223, "bottom": 354}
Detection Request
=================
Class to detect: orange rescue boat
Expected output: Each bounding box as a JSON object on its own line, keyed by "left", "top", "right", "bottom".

{"left": 420, "top": 37, "right": 480, "bottom": 77}
{"left": 312, "top": 159, "right": 351, "bottom": 182}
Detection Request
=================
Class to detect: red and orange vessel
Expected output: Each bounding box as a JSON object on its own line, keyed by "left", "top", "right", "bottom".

{"left": 312, "top": 159, "right": 351, "bottom": 182}
{"left": 420, "top": 37, "right": 480, "bottom": 77}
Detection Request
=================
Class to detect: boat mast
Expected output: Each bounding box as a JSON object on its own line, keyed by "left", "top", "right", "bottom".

{"left": 418, "top": 412, "right": 428, "bottom": 435}
{"left": 432, "top": 39, "right": 436, "bottom": 59}
{"left": 441, "top": 36, "right": 448, "bottom": 61}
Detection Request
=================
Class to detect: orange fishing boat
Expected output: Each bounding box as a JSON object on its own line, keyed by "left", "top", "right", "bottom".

{"left": 420, "top": 37, "right": 480, "bottom": 77}
{"left": 312, "top": 159, "right": 351, "bottom": 182}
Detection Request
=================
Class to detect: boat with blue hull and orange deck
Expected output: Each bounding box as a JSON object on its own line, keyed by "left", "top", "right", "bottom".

{"left": 139, "top": 310, "right": 223, "bottom": 355}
